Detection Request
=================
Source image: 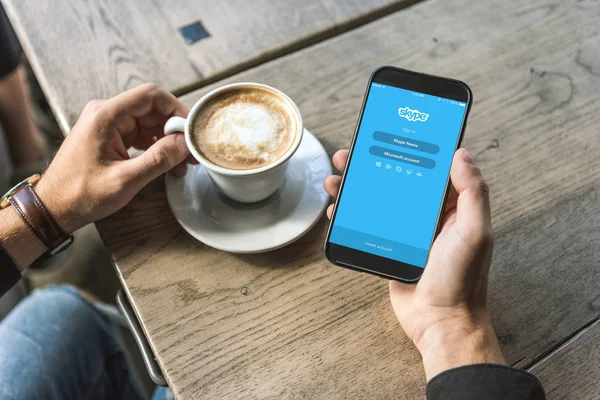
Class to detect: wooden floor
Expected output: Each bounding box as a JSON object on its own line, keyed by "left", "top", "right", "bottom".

{"left": 5, "top": 0, "right": 600, "bottom": 398}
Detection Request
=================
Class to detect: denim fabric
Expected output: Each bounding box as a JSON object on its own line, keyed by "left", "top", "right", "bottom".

{"left": 0, "top": 286, "right": 159, "bottom": 400}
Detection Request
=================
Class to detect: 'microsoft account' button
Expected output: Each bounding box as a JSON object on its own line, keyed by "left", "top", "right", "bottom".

{"left": 369, "top": 145, "right": 436, "bottom": 169}
{"left": 373, "top": 131, "right": 440, "bottom": 154}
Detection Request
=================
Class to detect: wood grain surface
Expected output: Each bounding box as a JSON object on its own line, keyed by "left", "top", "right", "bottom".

{"left": 530, "top": 319, "right": 600, "bottom": 399}
{"left": 1, "top": 0, "right": 417, "bottom": 134}
{"left": 93, "top": 0, "right": 600, "bottom": 398}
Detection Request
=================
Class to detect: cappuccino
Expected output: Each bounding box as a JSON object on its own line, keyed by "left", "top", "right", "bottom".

{"left": 191, "top": 87, "right": 298, "bottom": 170}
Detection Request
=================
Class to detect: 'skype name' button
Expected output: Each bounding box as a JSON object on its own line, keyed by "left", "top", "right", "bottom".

{"left": 373, "top": 131, "right": 439, "bottom": 154}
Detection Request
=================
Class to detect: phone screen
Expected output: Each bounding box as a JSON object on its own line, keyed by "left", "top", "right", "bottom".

{"left": 329, "top": 82, "right": 468, "bottom": 268}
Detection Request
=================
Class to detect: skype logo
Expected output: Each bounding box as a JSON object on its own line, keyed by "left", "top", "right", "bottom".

{"left": 398, "top": 106, "right": 429, "bottom": 122}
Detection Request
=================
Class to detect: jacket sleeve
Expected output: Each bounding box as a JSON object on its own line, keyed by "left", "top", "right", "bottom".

{"left": 0, "top": 246, "right": 22, "bottom": 299}
{"left": 426, "top": 364, "right": 546, "bottom": 400}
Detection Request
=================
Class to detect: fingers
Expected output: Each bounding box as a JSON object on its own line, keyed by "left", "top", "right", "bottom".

{"left": 332, "top": 150, "right": 349, "bottom": 173}
{"left": 450, "top": 148, "right": 492, "bottom": 240}
{"left": 442, "top": 184, "right": 458, "bottom": 216}
{"left": 132, "top": 130, "right": 158, "bottom": 150}
{"left": 105, "top": 83, "right": 188, "bottom": 120}
{"left": 169, "top": 160, "right": 189, "bottom": 177}
{"left": 324, "top": 175, "right": 341, "bottom": 197}
{"left": 185, "top": 153, "right": 200, "bottom": 165}
{"left": 326, "top": 204, "right": 334, "bottom": 219}
{"left": 122, "top": 133, "right": 190, "bottom": 190}
{"left": 103, "top": 84, "right": 189, "bottom": 148}
{"left": 324, "top": 150, "right": 348, "bottom": 220}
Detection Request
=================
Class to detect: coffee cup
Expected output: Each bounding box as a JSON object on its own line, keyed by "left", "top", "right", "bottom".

{"left": 164, "top": 82, "right": 303, "bottom": 203}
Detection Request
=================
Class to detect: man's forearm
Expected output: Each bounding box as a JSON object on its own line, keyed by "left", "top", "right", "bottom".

{"left": 0, "top": 206, "right": 47, "bottom": 272}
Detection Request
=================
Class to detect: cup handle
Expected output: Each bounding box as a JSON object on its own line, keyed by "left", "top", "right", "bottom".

{"left": 164, "top": 116, "right": 186, "bottom": 136}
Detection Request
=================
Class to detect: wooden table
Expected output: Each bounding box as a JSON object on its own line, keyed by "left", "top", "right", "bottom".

{"left": 8, "top": 0, "right": 600, "bottom": 398}
{"left": 2, "top": 0, "right": 415, "bottom": 134}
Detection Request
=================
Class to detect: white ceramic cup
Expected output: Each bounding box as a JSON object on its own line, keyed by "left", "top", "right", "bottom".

{"left": 164, "top": 82, "right": 303, "bottom": 203}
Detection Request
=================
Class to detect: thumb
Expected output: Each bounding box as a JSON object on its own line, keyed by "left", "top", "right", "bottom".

{"left": 123, "top": 133, "right": 190, "bottom": 190}
{"left": 450, "top": 148, "right": 492, "bottom": 241}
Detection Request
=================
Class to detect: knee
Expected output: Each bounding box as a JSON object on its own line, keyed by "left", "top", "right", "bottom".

{"left": 26, "top": 285, "right": 94, "bottom": 319}
{"left": 0, "top": 289, "right": 126, "bottom": 399}
{"left": 1, "top": 285, "right": 104, "bottom": 341}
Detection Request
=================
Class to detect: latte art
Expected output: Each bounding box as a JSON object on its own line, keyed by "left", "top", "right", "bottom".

{"left": 192, "top": 88, "right": 298, "bottom": 170}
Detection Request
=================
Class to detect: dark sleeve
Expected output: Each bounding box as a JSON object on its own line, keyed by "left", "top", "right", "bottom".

{"left": 427, "top": 364, "right": 546, "bottom": 400}
{"left": 0, "top": 245, "right": 22, "bottom": 299}
{"left": 0, "top": 2, "right": 22, "bottom": 79}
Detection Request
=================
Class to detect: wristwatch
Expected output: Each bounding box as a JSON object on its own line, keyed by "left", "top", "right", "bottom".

{"left": 0, "top": 174, "right": 73, "bottom": 256}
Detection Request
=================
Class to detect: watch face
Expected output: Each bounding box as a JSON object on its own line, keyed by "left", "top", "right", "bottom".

{"left": 0, "top": 174, "right": 41, "bottom": 209}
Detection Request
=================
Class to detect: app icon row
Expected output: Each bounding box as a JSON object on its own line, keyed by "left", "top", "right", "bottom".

{"left": 375, "top": 161, "right": 422, "bottom": 177}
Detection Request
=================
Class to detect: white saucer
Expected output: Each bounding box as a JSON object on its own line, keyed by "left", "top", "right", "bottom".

{"left": 166, "top": 129, "right": 332, "bottom": 253}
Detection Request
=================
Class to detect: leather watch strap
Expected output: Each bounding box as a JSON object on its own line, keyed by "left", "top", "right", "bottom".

{"left": 7, "top": 184, "right": 72, "bottom": 254}
{"left": 0, "top": 243, "right": 21, "bottom": 297}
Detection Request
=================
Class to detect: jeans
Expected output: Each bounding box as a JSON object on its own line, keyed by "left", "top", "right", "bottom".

{"left": 0, "top": 285, "right": 172, "bottom": 400}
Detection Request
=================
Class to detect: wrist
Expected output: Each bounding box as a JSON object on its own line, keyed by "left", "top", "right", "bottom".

{"left": 35, "top": 174, "right": 83, "bottom": 234}
{"left": 0, "top": 206, "right": 47, "bottom": 271}
{"left": 416, "top": 314, "right": 505, "bottom": 381}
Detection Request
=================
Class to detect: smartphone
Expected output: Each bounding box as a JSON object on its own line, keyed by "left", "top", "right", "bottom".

{"left": 324, "top": 66, "right": 472, "bottom": 282}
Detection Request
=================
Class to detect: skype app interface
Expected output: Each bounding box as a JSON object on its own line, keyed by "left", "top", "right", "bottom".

{"left": 329, "top": 83, "right": 467, "bottom": 268}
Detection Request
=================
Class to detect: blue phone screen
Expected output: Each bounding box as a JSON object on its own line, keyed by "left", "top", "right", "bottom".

{"left": 329, "top": 83, "right": 468, "bottom": 268}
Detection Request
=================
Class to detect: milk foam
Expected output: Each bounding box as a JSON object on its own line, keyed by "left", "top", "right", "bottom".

{"left": 206, "top": 103, "right": 284, "bottom": 162}
{"left": 192, "top": 88, "right": 297, "bottom": 170}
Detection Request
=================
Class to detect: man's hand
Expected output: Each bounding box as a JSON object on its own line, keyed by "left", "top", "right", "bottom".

{"left": 324, "top": 148, "right": 504, "bottom": 381}
{"left": 35, "top": 83, "right": 196, "bottom": 233}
